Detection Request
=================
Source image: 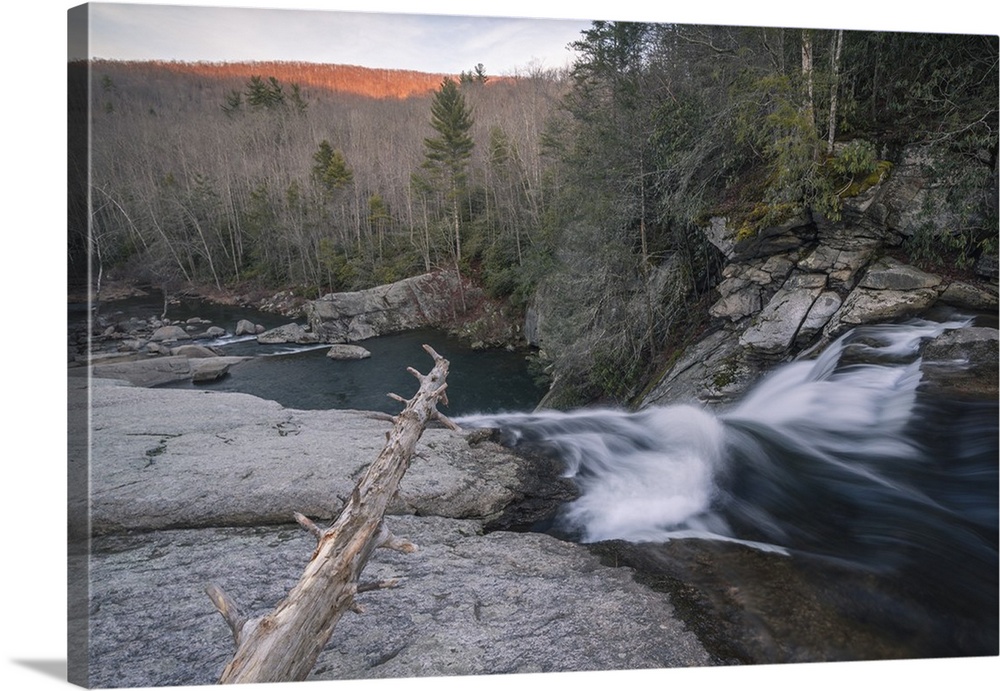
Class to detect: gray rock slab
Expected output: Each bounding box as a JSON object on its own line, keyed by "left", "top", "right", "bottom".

{"left": 326, "top": 344, "right": 372, "bottom": 360}
{"left": 858, "top": 256, "right": 942, "bottom": 291}
{"left": 190, "top": 357, "right": 236, "bottom": 382}
{"left": 91, "top": 355, "right": 193, "bottom": 387}
{"left": 640, "top": 328, "right": 760, "bottom": 407}
{"left": 797, "top": 291, "right": 844, "bottom": 342}
{"left": 86, "top": 516, "right": 712, "bottom": 688}
{"left": 90, "top": 355, "right": 249, "bottom": 387}
{"left": 826, "top": 287, "right": 940, "bottom": 334}
{"left": 938, "top": 280, "right": 999, "bottom": 311}
{"left": 257, "top": 322, "right": 320, "bottom": 344}
{"left": 709, "top": 287, "right": 761, "bottom": 321}
{"left": 739, "top": 285, "right": 824, "bottom": 354}
{"left": 150, "top": 325, "right": 191, "bottom": 342}
{"left": 170, "top": 344, "right": 219, "bottom": 358}
{"left": 86, "top": 379, "right": 525, "bottom": 534}
{"left": 307, "top": 271, "right": 476, "bottom": 342}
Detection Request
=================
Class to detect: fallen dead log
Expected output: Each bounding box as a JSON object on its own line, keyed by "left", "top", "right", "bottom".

{"left": 206, "top": 344, "right": 459, "bottom": 684}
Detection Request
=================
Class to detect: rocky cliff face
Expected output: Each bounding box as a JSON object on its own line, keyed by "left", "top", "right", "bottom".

{"left": 638, "top": 143, "right": 998, "bottom": 408}
{"left": 306, "top": 270, "right": 476, "bottom": 342}
{"left": 305, "top": 270, "right": 524, "bottom": 348}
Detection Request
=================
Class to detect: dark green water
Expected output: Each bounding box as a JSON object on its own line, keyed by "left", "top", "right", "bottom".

{"left": 95, "top": 294, "right": 548, "bottom": 416}
{"left": 165, "top": 327, "right": 547, "bottom": 416}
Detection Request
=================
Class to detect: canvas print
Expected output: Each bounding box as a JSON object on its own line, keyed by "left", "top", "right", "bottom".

{"left": 67, "top": 2, "right": 998, "bottom": 688}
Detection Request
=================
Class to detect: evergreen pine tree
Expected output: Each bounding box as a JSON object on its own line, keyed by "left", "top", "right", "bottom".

{"left": 422, "top": 77, "right": 474, "bottom": 264}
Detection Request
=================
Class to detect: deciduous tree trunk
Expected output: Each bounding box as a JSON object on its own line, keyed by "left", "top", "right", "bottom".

{"left": 827, "top": 29, "right": 845, "bottom": 155}
{"left": 206, "top": 344, "right": 459, "bottom": 684}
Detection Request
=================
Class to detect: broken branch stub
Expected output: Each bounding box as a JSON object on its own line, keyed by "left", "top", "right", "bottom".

{"left": 207, "top": 344, "right": 458, "bottom": 684}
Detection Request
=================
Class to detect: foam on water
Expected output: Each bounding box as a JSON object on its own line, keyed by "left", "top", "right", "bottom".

{"left": 457, "top": 318, "right": 995, "bottom": 574}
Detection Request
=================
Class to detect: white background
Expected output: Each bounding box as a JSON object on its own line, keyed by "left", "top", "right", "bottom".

{"left": 3, "top": 2, "right": 997, "bottom": 690}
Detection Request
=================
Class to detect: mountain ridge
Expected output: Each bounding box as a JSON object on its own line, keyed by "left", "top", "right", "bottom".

{"left": 84, "top": 58, "right": 508, "bottom": 99}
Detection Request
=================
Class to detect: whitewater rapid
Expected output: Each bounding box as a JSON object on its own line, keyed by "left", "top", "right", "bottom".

{"left": 457, "top": 318, "right": 997, "bottom": 575}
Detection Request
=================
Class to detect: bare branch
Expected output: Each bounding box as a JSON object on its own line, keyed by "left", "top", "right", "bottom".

{"left": 205, "top": 583, "right": 246, "bottom": 647}
{"left": 293, "top": 512, "right": 323, "bottom": 539}
{"left": 377, "top": 523, "right": 418, "bottom": 553}
{"left": 356, "top": 577, "right": 401, "bottom": 594}
{"left": 434, "top": 411, "right": 462, "bottom": 432}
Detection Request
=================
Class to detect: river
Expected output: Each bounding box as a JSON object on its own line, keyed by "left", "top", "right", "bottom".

{"left": 458, "top": 317, "right": 999, "bottom": 659}
{"left": 88, "top": 294, "right": 548, "bottom": 416}
{"left": 84, "top": 295, "right": 997, "bottom": 659}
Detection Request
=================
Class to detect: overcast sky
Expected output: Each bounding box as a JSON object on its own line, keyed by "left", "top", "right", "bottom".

{"left": 81, "top": 2, "right": 592, "bottom": 74}
{"left": 76, "top": 1, "right": 999, "bottom": 76}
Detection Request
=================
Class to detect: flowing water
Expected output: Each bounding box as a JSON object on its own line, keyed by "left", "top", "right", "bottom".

{"left": 88, "top": 295, "right": 997, "bottom": 656}
{"left": 458, "top": 318, "right": 998, "bottom": 655}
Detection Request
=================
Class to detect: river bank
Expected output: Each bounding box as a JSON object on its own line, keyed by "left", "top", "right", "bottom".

{"left": 73, "top": 325, "right": 997, "bottom": 687}
{"left": 73, "top": 375, "right": 713, "bottom": 687}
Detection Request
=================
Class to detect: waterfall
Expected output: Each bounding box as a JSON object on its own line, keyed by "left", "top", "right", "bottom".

{"left": 457, "top": 318, "right": 997, "bottom": 581}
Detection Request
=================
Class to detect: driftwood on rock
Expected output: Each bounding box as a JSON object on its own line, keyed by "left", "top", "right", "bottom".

{"left": 206, "top": 344, "right": 459, "bottom": 684}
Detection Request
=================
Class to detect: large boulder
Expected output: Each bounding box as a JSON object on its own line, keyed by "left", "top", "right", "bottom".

{"left": 326, "top": 344, "right": 372, "bottom": 360}
{"left": 937, "top": 280, "right": 999, "bottom": 312}
{"left": 819, "top": 257, "right": 944, "bottom": 338}
{"left": 149, "top": 325, "right": 190, "bottom": 342}
{"left": 307, "top": 270, "right": 477, "bottom": 342}
{"left": 920, "top": 327, "right": 999, "bottom": 398}
{"left": 190, "top": 358, "right": 235, "bottom": 382}
{"left": 256, "top": 322, "right": 320, "bottom": 345}
{"left": 857, "top": 256, "right": 941, "bottom": 291}
{"left": 235, "top": 319, "right": 258, "bottom": 336}
{"left": 170, "top": 344, "right": 219, "bottom": 358}
{"left": 90, "top": 355, "right": 194, "bottom": 387}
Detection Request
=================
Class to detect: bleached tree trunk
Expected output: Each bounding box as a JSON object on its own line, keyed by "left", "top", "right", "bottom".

{"left": 827, "top": 29, "right": 845, "bottom": 155}
{"left": 801, "top": 29, "right": 816, "bottom": 131}
{"left": 207, "top": 344, "right": 460, "bottom": 684}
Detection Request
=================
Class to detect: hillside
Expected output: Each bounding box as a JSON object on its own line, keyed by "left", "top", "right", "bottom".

{"left": 88, "top": 59, "right": 500, "bottom": 99}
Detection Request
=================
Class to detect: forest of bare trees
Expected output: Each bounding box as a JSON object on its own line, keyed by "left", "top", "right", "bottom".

{"left": 72, "top": 58, "right": 565, "bottom": 304}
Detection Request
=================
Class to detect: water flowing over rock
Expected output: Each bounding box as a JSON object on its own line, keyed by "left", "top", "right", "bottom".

{"left": 307, "top": 270, "right": 479, "bottom": 343}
